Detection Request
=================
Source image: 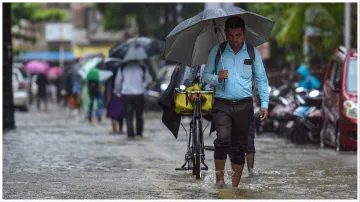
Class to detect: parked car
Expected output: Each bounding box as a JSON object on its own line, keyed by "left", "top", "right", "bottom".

{"left": 12, "top": 68, "right": 29, "bottom": 111}
{"left": 320, "top": 46, "right": 357, "bottom": 151}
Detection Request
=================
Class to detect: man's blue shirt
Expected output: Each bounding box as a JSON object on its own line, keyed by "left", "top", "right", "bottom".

{"left": 202, "top": 42, "right": 269, "bottom": 109}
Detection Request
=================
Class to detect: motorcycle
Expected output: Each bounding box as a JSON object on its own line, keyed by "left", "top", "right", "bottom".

{"left": 255, "top": 84, "right": 296, "bottom": 135}
{"left": 289, "top": 87, "right": 323, "bottom": 144}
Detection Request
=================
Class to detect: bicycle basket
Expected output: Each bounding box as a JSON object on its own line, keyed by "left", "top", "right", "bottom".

{"left": 174, "top": 83, "right": 213, "bottom": 115}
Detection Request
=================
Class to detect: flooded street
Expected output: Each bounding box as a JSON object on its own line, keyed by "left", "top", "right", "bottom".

{"left": 3, "top": 104, "right": 358, "bottom": 199}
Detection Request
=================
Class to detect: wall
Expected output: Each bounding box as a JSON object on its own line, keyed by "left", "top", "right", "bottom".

{"left": 73, "top": 45, "right": 114, "bottom": 57}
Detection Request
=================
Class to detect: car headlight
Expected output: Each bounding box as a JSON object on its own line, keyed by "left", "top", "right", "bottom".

{"left": 160, "top": 83, "right": 168, "bottom": 91}
{"left": 343, "top": 100, "right": 358, "bottom": 119}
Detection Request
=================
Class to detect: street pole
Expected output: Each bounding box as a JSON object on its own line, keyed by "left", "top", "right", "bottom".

{"left": 60, "top": 24, "right": 64, "bottom": 69}
{"left": 344, "top": 3, "right": 351, "bottom": 50}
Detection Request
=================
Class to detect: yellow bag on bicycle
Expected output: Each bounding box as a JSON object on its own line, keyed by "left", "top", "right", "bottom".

{"left": 174, "top": 83, "right": 213, "bottom": 115}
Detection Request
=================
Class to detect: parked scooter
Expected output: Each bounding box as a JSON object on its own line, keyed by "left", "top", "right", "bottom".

{"left": 289, "top": 87, "right": 323, "bottom": 144}
{"left": 255, "top": 86, "right": 280, "bottom": 134}
{"left": 255, "top": 84, "right": 296, "bottom": 135}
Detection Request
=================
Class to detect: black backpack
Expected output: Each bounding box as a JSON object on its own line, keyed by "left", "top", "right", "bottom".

{"left": 87, "top": 80, "right": 100, "bottom": 97}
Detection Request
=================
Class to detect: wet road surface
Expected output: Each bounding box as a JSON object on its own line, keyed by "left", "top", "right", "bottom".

{"left": 3, "top": 104, "right": 358, "bottom": 199}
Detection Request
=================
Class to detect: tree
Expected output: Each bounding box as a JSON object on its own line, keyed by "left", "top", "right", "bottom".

{"left": 96, "top": 3, "right": 204, "bottom": 40}
{"left": 248, "top": 3, "right": 357, "bottom": 69}
{"left": 11, "top": 3, "right": 67, "bottom": 44}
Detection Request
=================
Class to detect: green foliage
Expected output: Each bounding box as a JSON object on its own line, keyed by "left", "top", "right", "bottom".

{"left": 11, "top": 3, "right": 40, "bottom": 26}
{"left": 11, "top": 3, "right": 67, "bottom": 25}
{"left": 248, "top": 3, "right": 356, "bottom": 68}
{"left": 11, "top": 3, "right": 68, "bottom": 50}
{"left": 32, "top": 8, "right": 67, "bottom": 22}
{"left": 96, "top": 3, "right": 204, "bottom": 40}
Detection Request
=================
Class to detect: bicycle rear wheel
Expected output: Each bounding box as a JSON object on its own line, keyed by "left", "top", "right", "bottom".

{"left": 194, "top": 118, "right": 202, "bottom": 179}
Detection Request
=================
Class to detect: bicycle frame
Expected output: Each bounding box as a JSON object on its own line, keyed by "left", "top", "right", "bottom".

{"left": 175, "top": 91, "right": 212, "bottom": 179}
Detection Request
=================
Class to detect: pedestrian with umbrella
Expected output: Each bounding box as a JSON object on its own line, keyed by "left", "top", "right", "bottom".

{"left": 78, "top": 57, "right": 113, "bottom": 123}
{"left": 111, "top": 37, "right": 161, "bottom": 139}
{"left": 103, "top": 57, "right": 126, "bottom": 134}
{"left": 36, "top": 73, "right": 50, "bottom": 111}
{"left": 164, "top": 7, "right": 274, "bottom": 188}
{"left": 24, "top": 61, "right": 51, "bottom": 111}
{"left": 24, "top": 61, "right": 50, "bottom": 106}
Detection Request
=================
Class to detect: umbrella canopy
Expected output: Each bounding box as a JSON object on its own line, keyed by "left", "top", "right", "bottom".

{"left": 165, "top": 6, "right": 275, "bottom": 66}
{"left": 109, "top": 37, "right": 164, "bottom": 61}
{"left": 24, "top": 60, "right": 50, "bottom": 74}
{"left": 77, "top": 57, "right": 103, "bottom": 79}
{"left": 47, "top": 67, "right": 64, "bottom": 80}
{"left": 78, "top": 52, "right": 104, "bottom": 61}
{"left": 86, "top": 67, "right": 113, "bottom": 82}
{"left": 103, "top": 57, "right": 124, "bottom": 71}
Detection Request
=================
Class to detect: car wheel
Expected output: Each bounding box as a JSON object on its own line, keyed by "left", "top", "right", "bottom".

{"left": 335, "top": 129, "right": 342, "bottom": 152}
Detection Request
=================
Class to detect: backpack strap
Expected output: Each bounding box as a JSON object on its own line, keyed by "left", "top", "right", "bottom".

{"left": 214, "top": 42, "right": 227, "bottom": 75}
{"left": 212, "top": 42, "right": 258, "bottom": 102}
{"left": 245, "top": 42, "right": 255, "bottom": 80}
{"left": 245, "top": 42, "right": 258, "bottom": 103}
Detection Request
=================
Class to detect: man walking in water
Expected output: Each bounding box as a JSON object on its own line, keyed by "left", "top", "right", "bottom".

{"left": 203, "top": 16, "right": 269, "bottom": 188}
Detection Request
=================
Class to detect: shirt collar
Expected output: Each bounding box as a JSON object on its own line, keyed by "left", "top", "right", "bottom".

{"left": 225, "top": 42, "right": 247, "bottom": 53}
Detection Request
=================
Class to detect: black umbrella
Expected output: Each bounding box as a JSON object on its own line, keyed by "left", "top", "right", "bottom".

{"left": 109, "top": 37, "right": 164, "bottom": 61}
{"left": 165, "top": 6, "right": 275, "bottom": 66}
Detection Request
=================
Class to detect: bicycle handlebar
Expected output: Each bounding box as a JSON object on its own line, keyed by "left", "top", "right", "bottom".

{"left": 175, "top": 90, "right": 214, "bottom": 94}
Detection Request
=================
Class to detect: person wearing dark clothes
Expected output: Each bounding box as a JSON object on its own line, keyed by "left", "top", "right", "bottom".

{"left": 87, "top": 79, "right": 103, "bottom": 123}
{"left": 113, "top": 61, "right": 152, "bottom": 139}
{"left": 246, "top": 117, "right": 256, "bottom": 175}
{"left": 202, "top": 16, "right": 269, "bottom": 188}
{"left": 36, "top": 73, "right": 49, "bottom": 111}
{"left": 106, "top": 71, "right": 125, "bottom": 134}
{"left": 64, "top": 70, "right": 74, "bottom": 107}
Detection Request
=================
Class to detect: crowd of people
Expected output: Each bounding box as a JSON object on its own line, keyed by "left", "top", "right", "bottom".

{"left": 30, "top": 58, "right": 153, "bottom": 139}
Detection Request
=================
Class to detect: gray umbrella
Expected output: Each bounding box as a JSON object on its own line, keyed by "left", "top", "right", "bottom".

{"left": 165, "top": 6, "right": 275, "bottom": 66}
{"left": 109, "top": 37, "right": 164, "bottom": 61}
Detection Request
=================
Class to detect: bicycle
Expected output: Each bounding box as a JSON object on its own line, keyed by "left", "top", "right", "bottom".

{"left": 174, "top": 86, "right": 213, "bottom": 179}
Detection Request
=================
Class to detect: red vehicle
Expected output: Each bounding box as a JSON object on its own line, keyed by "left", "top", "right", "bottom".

{"left": 320, "top": 46, "right": 358, "bottom": 151}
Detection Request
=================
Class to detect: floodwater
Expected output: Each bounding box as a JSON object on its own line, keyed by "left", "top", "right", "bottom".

{"left": 3, "top": 104, "right": 358, "bottom": 199}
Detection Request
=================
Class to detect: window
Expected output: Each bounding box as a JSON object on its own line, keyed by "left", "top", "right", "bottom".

{"left": 12, "top": 72, "right": 18, "bottom": 82}
{"left": 333, "top": 61, "right": 343, "bottom": 87}
{"left": 328, "top": 60, "right": 337, "bottom": 83}
{"left": 346, "top": 59, "right": 358, "bottom": 93}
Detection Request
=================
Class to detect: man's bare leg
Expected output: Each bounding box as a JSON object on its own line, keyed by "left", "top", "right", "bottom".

{"left": 215, "top": 159, "right": 226, "bottom": 187}
{"left": 246, "top": 152, "right": 255, "bottom": 175}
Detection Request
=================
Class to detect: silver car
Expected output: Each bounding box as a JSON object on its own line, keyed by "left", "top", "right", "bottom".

{"left": 12, "top": 68, "right": 29, "bottom": 111}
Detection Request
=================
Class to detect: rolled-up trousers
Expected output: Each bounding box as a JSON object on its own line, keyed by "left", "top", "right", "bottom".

{"left": 212, "top": 97, "right": 254, "bottom": 165}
